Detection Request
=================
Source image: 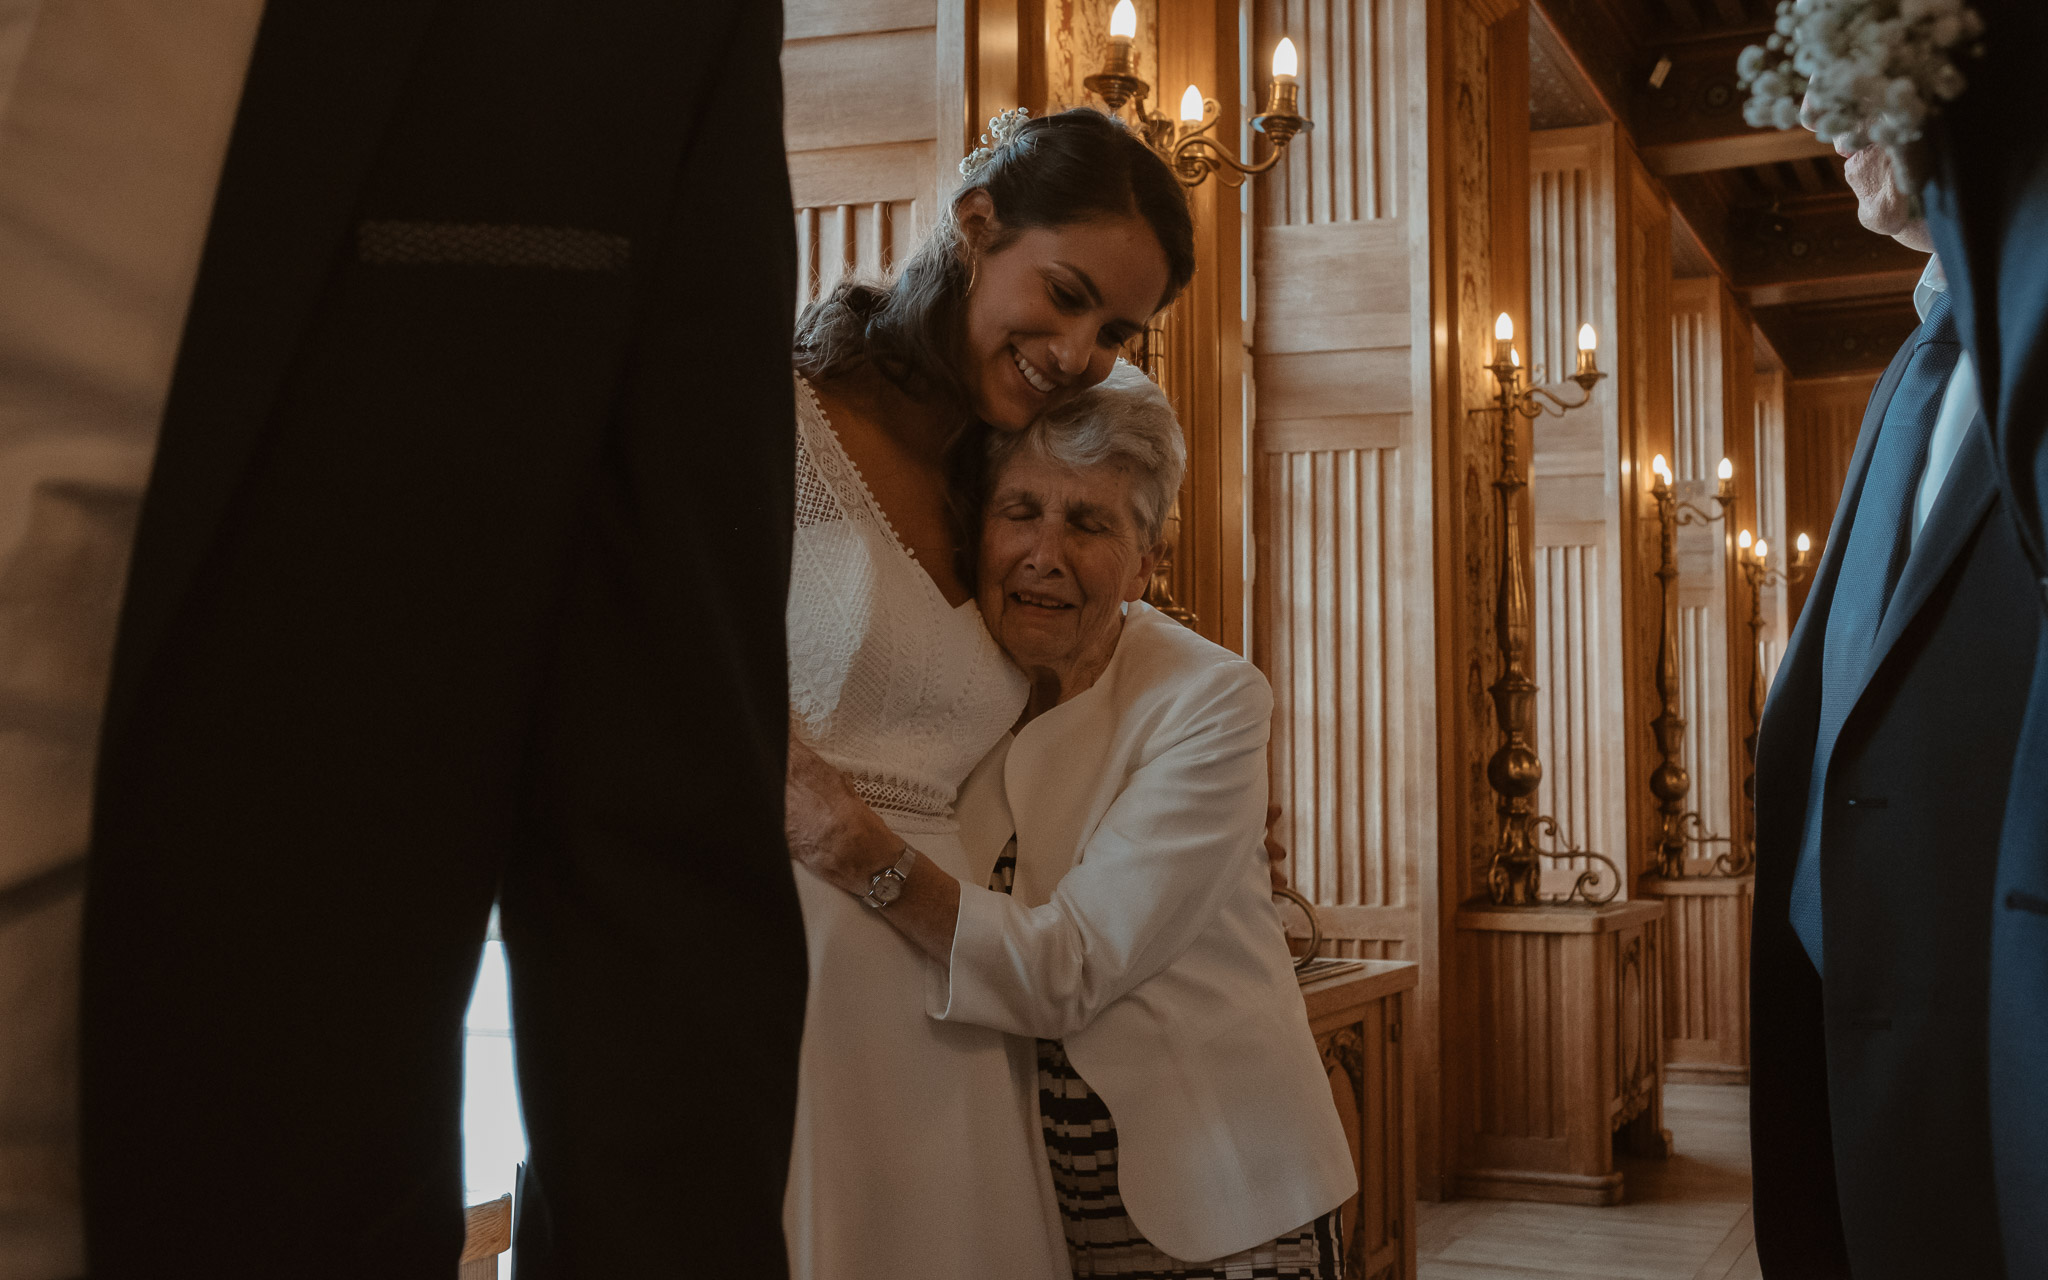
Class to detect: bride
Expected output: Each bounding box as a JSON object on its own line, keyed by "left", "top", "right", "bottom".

{"left": 780, "top": 108, "right": 1194, "bottom": 1280}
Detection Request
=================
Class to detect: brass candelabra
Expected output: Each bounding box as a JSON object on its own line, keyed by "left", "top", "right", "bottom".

{"left": 1647, "top": 457, "right": 1739, "bottom": 877}
{"left": 1734, "top": 530, "right": 1812, "bottom": 862}
{"left": 1480, "top": 318, "right": 1623, "bottom": 907}
{"left": 1082, "top": 0, "right": 1311, "bottom": 189}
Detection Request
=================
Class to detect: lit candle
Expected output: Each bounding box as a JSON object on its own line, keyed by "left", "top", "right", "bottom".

{"left": 1652, "top": 453, "right": 1672, "bottom": 489}
{"left": 1510, "top": 346, "right": 1521, "bottom": 369}
{"left": 1266, "top": 37, "right": 1301, "bottom": 116}
{"left": 1738, "top": 529, "right": 1753, "bottom": 551}
{"left": 1755, "top": 538, "right": 1769, "bottom": 562}
{"left": 1795, "top": 532, "right": 1812, "bottom": 564}
{"left": 1495, "top": 312, "right": 1514, "bottom": 367}
{"left": 1179, "top": 83, "right": 1205, "bottom": 123}
{"left": 1717, "top": 456, "right": 1735, "bottom": 502}
{"left": 1575, "top": 322, "right": 1598, "bottom": 378}
{"left": 1106, "top": 0, "right": 1137, "bottom": 73}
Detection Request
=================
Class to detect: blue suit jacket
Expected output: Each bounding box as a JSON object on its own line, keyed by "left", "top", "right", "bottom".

{"left": 1920, "top": 2, "right": 2048, "bottom": 1272}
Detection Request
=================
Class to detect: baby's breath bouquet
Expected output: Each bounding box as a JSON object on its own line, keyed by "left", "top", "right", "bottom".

{"left": 1739, "top": 0, "right": 1984, "bottom": 194}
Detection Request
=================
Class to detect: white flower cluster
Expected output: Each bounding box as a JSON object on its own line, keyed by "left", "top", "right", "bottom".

{"left": 959, "top": 107, "right": 1033, "bottom": 180}
{"left": 1739, "top": 0, "right": 1983, "bottom": 192}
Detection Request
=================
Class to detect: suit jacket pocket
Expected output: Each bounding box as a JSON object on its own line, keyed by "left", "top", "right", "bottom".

{"left": 356, "top": 220, "right": 630, "bottom": 272}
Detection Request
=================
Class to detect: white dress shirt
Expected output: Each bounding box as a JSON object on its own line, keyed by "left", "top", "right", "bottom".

{"left": 1910, "top": 255, "right": 1982, "bottom": 545}
{"left": 0, "top": 1, "right": 264, "bottom": 1272}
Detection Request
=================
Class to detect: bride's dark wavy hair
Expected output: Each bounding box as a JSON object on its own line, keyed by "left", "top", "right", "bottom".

{"left": 792, "top": 108, "right": 1196, "bottom": 417}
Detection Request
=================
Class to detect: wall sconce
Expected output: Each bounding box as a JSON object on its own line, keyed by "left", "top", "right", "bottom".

{"left": 1732, "top": 530, "right": 1814, "bottom": 869}
{"left": 1648, "top": 455, "right": 1739, "bottom": 877}
{"left": 1083, "top": 1, "right": 1311, "bottom": 188}
{"left": 1478, "top": 314, "right": 1621, "bottom": 907}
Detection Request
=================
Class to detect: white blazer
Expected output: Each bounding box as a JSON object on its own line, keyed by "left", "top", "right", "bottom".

{"left": 931, "top": 602, "right": 1355, "bottom": 1263}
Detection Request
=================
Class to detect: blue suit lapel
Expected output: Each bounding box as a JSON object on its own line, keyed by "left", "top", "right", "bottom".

{"left": 1763, "top": 338, "right": 1916, "bottom": 736}
{"left": 1853, "top": 415, "right": 1998, "bottom": 704}
{"left": 100, "top": 0, "right": 447, "bottom": 761}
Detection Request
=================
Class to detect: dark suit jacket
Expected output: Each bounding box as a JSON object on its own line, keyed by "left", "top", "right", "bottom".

{"left": 1922, "top": 5, "right": 2048, "bottom": 1272}
{"left": 78, "top": 2, "right": 806, "bottom": 1277}
{"left": 1750, "top": 328, "right": 2040, "bottom": 1279}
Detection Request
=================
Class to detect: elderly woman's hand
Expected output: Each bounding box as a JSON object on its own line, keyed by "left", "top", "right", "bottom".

{"left": 786, "top": 733, "right": 900, "bottom": 893}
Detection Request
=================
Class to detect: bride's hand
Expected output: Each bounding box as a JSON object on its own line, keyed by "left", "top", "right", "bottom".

{"left": 786, "top": 733, "right": 899, "bottom": 891}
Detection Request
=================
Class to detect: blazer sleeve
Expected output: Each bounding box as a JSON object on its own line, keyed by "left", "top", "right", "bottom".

{"left": 928, "top": 662, "right": 1273, "bottom": 1040}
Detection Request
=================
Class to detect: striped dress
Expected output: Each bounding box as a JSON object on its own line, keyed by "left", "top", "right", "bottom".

{"left": 989, "top": 842, "right": 1343, "bottom": 1279}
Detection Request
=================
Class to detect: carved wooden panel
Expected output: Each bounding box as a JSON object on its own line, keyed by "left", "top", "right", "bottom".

{"left": 1534, "top": 543, "right": 1617, "bottom": 858}
{"left": 1253, "top": 0, "right": 1405, "bottom": 226}
{"left": 1784, "top": 370, "right": 1881, "bottom": 626}
{"left": 1303, "top": 963, "right": 1418, "bottom": 1280}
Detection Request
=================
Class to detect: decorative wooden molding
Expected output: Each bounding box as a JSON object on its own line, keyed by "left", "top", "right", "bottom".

{"left": 1642, "top": 874, "right": 1753, "bottom": 1083}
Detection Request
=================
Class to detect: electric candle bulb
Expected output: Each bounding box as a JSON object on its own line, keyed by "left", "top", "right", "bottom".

{"left": 1755, "top": 539, "right": 1769, "bottom": 561}
{"left": 1495, "top": 313, "right": 1514, "bottom": 342}
{"left": 1796, "top": 533, "right": 1810, "bottom": 553}
{"left": 1180, "top": 84, "right": 1205, "bottom": 122}
{"left": 1510, "top": 346, "right": 1521, "bottom": 368}
{"left": 1272, "top": 37, "right": 1298, "bottom": 81}
{"left": 1718, "top": 457, "right": 1733, "bottom": 482}
{"left": 1652, "top": 454, "right": 1672, "bottom": 484}
{"left": 1738, "top": 529, "right": 1753, "bottom": 550}
{"left": 1577, "top": 323, "right": 1597, "bottom": 352}
{"left": 1109, "top": 0, "right": 1137, "bottom": 39}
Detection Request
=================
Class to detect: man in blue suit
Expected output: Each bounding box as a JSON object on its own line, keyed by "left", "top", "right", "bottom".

{"left": 1749, "top": 118, "right": 2042, "bottom": 1277}
{"left": 1919, "top": 4, "right": 2048, "bottom": 1272}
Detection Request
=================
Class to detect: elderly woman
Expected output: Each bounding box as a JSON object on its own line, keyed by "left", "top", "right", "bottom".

{"left": 785, "top": 363, "right": 1354, "bottom": 1278}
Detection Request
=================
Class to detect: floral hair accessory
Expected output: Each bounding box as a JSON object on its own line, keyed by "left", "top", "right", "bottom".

{"left": 1738, "top": 0, "right": 1984, "bottom": 196}
{"left": 959, "top": 107, "right": 1032, "bottom": 180}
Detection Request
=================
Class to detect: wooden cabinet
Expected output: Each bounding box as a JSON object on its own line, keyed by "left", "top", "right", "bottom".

{"left": 1300, "top": 960, "right": 1419, "bottom": 1280}
{"left": 1642, "top": 874, "right": 1752, "bottom": 1084}
{"left": 1452, "top": 899, "right": 1670, "bottom": 1205}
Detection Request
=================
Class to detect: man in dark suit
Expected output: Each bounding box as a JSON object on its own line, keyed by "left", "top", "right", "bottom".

{"left": 1920, "top": 4, "right": 2048, "bottom": 1272}
{"left": 1749, "top": 123, "right": 2042, "bottom": 1277}
{"left": 6, "top": 1, "right": 811, "bottom": 1276}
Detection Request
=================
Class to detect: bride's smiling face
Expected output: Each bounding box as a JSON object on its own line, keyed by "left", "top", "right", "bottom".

{"left": 955, "top": 190, "right": 1172, "bottom": 432}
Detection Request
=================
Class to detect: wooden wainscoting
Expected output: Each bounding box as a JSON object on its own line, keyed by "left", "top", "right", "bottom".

{"left": 1302, "top": 960, "right": 1419, "bottom": 1280}
{"left": 1451, "top": 899, "right": 1670, "bottom": 1205}
{"left": 1642, "top": 873, "right": 1753, "bottom": 1084}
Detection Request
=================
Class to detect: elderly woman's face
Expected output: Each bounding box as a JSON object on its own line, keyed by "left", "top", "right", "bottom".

{"left": 977, "top": 448, "right": 1158, "bottom": 682}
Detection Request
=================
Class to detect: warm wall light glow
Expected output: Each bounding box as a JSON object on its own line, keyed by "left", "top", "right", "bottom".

{"left": 1578, "top": 322, "right": 1598, "bottom": 352}
{"left": 1738, "top": 529, "right": 1753, "bottom": 549}
{"left": 1495, "top": 312, "right": 1514, "bottom": 342}
{"left": 1179, "top": 84, "right": 1205, "bottom": 121}
{"left": 1109, "top": 0, "right": 1137, "bottom": 39}
{"left": 1718, "top": 457, "right": 1734, "bottom": 481}
{"left": 1797, "top": 532, "right": 1811, "bottom": 553}
{"left": 1272, "top": 36, "right": 1299, "bottom": 79}
{"left": 1755, "top": 539, "right": 1769, "bottom": 561}
{"left": 1652, "top": 454, "right": 1672, "bottom": 483}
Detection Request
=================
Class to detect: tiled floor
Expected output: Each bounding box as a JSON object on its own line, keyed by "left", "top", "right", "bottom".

{"left": 1418, "top": 1085, "right": 1761, "bottom": 1280}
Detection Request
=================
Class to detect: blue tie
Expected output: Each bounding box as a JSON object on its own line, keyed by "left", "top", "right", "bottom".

{"left": 1788, "top": 291, "right": 1962, "bottom": 974}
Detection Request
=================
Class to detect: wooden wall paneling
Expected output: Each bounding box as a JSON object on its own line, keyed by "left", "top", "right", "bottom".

{"left": 1528, "top": 125, "right": 1629, "bottom": 891}
{"left": 1427, "top": 0, "right": 1534, "bottom": 1204}
{"left": 1751, "top": 367, "right": 1789, "bottom": 694}
{"left": 1251, "top": 0, "right": 1443, "bottom": 1196}
{"left": 1783, "top": 370, "right": 1880, "bottom": 626}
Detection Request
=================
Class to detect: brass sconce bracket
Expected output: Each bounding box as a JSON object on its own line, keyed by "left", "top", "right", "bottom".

{"left": 1648, "top": 466, "right": 1738, "bottom": 878}
{"left": 1477, "top": 354, "right": 1620, "bottom": 907}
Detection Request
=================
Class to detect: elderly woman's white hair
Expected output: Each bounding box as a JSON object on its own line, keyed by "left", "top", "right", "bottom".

{"left": 984, "top": 360, "right": 1187, "bottom": 547}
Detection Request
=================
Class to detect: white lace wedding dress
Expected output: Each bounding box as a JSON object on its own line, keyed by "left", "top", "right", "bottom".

{"left": 781, "top": 374, "right": 1066, "bottom": 1280}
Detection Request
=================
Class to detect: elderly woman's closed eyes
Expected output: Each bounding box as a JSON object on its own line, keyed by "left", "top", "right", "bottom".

{"left": 787, "top": 363, "right": 1354, "bottom": 1276}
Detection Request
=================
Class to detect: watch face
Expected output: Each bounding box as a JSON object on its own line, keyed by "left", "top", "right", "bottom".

{"left": 870, "top": 875, "right": 904, "bottom": 905}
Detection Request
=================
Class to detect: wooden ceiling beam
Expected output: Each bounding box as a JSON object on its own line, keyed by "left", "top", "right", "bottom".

{"left": 1643, "top": 130, "right": 1838, "bottom": 175}
{"left": 1743, "top": 267, "right": 1926, "bottom": 308}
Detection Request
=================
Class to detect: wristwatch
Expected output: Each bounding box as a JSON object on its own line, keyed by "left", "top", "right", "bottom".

{"left": 861, "top": 843, "right": 918, "bottom": 910}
